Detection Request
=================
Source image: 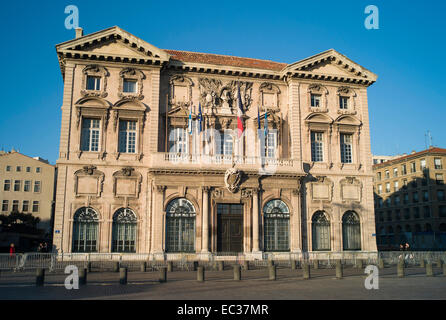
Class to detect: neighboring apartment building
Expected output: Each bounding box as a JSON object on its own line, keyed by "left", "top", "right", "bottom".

{"left": 373, "top": 147, "right": 446, "bottom": 250}
{"left": 0, "top": 151, "right": 56, "bottom": 235}
{"left": 53, "top": 26, "right": 378, "bottom": 259}
{"left": 372, "top": 155, "right": 400, "bottom": 165}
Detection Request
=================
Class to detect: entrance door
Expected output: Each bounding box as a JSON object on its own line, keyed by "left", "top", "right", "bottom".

{"left": 217, "top": 204, "right": 243, "bottom": 253}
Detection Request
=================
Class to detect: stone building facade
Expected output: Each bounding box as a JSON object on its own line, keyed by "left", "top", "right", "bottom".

{"left": 53, "top": 26, "right": 378, "bottom": 259}
{"left": 373, "top": 147, "right": 446, "bottom": 250}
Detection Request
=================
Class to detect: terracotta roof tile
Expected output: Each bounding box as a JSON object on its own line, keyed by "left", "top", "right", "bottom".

{"left": 164, "top": 49, "right": 287, "bottom": 72}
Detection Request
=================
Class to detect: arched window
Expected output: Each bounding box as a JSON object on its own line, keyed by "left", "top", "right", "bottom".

{"left": 312, "top": 211, "right": 331, "bottom": 251}
{"left": 342, "top": 211, "right": 361, "bottom": 250}
{"left": 166, "top": 198, "right": 196, "bottom": 253}
{"left": 72, "top": 207, "right": 99, "bottom": 253}
{"left": 112, "top": 208, "right": 137, "bottom": 253}
{"left": 263, "top": 199, "right": 290, "bottom": 252}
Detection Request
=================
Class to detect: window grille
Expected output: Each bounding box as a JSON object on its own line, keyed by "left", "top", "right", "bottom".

{"left": 165, "top": 198, "right": 196, "bottom": 253}
{"left": 72, "top": 207, "right": 99, "bottom": 253}
{"left": 263, "top": 199, "right": 290, "bottom": 252}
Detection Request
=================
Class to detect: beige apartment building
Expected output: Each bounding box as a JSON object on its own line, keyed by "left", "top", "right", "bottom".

{"left": 0, "top": 151, "right": 56, "bottom": 234}
{"left": 373, "top": 147, "right": 446, "bottom": 250}
{"left": 53, "top": 26, "right": 378, "bottom": 259}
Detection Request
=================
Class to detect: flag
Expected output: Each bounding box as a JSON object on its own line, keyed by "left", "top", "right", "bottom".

{"left": 236, "top": 84, "right": 244, "bottom": 138}
{"left": 257, "top": 105, "right": 261, "bottom": 130}
{"left": 188, "top": 103, "right": 193, "bottom": 135}
{"left": 264, "top": 106, "right": 268, "bottom": 137}
{"left": 198, "top": 103, "right": 203, "bottom": 133}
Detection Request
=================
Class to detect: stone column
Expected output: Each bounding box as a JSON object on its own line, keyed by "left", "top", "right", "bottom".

{"left": 202, "top": 187, "right": 210, "bottom": 253}
{"left": 152, "top": 185, "right": 165, "bottom": 255}
{"left": 252, "top": 188, "right": 260, "bottom": 252}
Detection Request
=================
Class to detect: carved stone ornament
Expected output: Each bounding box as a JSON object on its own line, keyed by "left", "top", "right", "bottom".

{"left": 121, "top": 167, "right": 134, "bottom": 177}
{"left": 81, "top": 65, "right": 109, "bottom": 98}
{"left": 241, "top": 188, "right": 253, "bottom": 199}
{"left": 212, "top": 188, "right": 224, "bottom": 199}
{"left": 224, "top": 168, "right": 242, "bottom": 193}
{"left": 83, "top": 165, "right": 97, "bottom": 175}
{"left": 118, "top": 68, "right": 145, "bottom": 101}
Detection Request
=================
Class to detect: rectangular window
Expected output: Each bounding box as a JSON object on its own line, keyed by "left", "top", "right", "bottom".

{"left": 439, "top": 205, "right": 446, "bottom": 218}
{"left": 36, "top": 167, "right": 41, "bottom": 173}
{"left": 24, "top": 180, "right": 31, "bottom": 192}
{"left": 266, "top": 131, "right": 277, "bottom": 158}
{"left": 32, "top": 201, "right": 39, "bottom": 213}
{"left": 340, "top": 133, "right": 353, "bottom": 163}
{"left": 310, "top": 94, "right": 321, "bottom": 107}
{"left": 437, "top": 190, "right": 445, "bottom": 201}
{"left": 2, "top": 200, "right": 8, "bottom": 212}
{"left": 118, "top": 120, "right": 137, "bottom": 153}
{"left": 423, "top": 191, "right": 429, "bottom": 202}
{"left": 12, "top": 200, "right": 19, "bottom": 212}
{"left": 436, "top": 174, "right": 444, "bottom": 185}
{"left": 123, "top": 79, "right": 137, "bottom": 93}
{"left": 34, "top": 181, "right": 41, "bottom": 193}
{"left": 404, "top": 208, "right": 410, "bottom": 220}
{"left": 81, "top": 118, "right": 100, "bottom": 152}
{"left": 410, "top": 162, "right": 416, "bottom": 173}
{"left": 86, "top": 76, "right": 101, "bottom": 91}
{"left": 218, "top": 131, "right": 234, "bottom": 156}
{"left": 401, "top": 164, "right": 407, "bottom": 175}
{"left": 434, "top": 158, "right": 443, "bottom": 169}
{"left": 377, "top": 172, "right": 382, "bottom": 181}
{"left": 14, "top": 180, "right": 21, "bottom": 192}
{"left": 386, "top": 182, "right": 390, "bottom": 193}
{"left": 413, "top": 207, "right": 420, "bottom": 219}
{"left": 420, "top": 159, "right": 426, "bottom": 170}
{"left": 385, "top": 170, "right": 390, "bottom": 179}
{"left": 169, "top": 128, "right": 188, "bottom": 154}
{"left": 4, "top": 180, "right": 10, "bottom": 191}
{"left": 393, "top": 168, "right": 398, "bottom": 177}
{"left": 395, "top": 209, "right": 401, "bottom": 220}
{"left": 311, "top": 132, "right": 324, "bottom": 162}
{"left": 26, "top": 167, "right": 31, "bottom": 172}
{"left": 413, "top": 192, "right": 419, "bottom": 203}
{"left": 394, "top": 181, "right": 399, "bottom": 192}
{"left": 385, "top": 198, "right": 390, "bottom": 207}
{"left": 6, "top": 166, "right": 11, "bottom": 172}
{"left": 22, "top": 200, "right": 29, "bottom": 212}
{"left": 387, "top": 211, "right": 392, "bottom": 221}
{"left": 378, "top": 198, "right": 383, "bottom": 208}
{"left": 423, "top": 206, "right": 430, "bottom": 218}
{"left": 378, "top": 184, "right": 382, "bottom": 194}
{"left": 339, "top": 96, "right": 349, "bottom": 109}
{"left": 395, "top": 196, "right": 400, "bottom": 206}
{"left": 402, "top": 179, "right": 408, "bottom": 189}
{"left": 403, "top": 193, "right": 409, "bottom": 204}
{"left": 16, "top": 166, "right": 21, "bottom": 172}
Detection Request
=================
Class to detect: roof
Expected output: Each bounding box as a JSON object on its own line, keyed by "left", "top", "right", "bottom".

{"left": 164, "top": 49, "right": 288, "bottom": 72}
{"left": 0, "top": 151, "right": 54, "bottom": 167}
{"left": 372, "top": 147, "right": 446, "bottom": 170}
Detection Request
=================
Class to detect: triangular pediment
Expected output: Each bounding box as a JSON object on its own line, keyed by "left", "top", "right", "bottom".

{"left": 284, "top": 49, "right": 377, "bottom": 83}
{"left": 56, "top": 26, "right": 170, "bottom": 62}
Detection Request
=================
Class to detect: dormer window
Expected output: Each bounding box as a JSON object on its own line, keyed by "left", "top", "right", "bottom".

{"left": 311, "top": 94, "right": 321, "bottom": 107}
{"left": 123, "top": 79, "right": 137, "bottom": 93}
{"left": 86, "top": 76, "right": 101, "bottom": 91}
{"left": 339, "top": 96, "right": 349, "bottom": 109}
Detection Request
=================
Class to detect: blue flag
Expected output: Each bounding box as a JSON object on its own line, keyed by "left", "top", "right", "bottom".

{"left": 264, "top": 107, "right": 268, "bottom": 137}
{"left": 257, "top": 105, "right": 261, "bottom": 130}
{"left": 198, "top": 103, "right": 203, "bottom": 133}
{"left": 188, "top": 103, "right": 193, "bottom": 135}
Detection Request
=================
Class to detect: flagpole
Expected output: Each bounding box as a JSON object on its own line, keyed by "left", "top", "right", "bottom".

{"left": 165, "top": 93, "right": 168, "bottom": 152}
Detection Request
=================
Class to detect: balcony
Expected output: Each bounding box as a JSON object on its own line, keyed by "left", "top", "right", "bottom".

{"left": 149, "top": 152, "right": 303, "bottom": 174}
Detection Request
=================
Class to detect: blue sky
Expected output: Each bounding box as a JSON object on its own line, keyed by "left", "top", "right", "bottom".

{"left": 0, "top": 0, "right": 444, "bottom": 164}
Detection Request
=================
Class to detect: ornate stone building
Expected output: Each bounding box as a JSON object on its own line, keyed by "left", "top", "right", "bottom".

{"left": 53, "top": 26, "right": 378, "bottom": 259}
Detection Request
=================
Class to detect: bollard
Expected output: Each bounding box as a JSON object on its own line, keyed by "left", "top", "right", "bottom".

{"left": 420, "top": 259, "right": 425, "bottom": 268}
{"left": 302, "top": 263, "right": 311, "bottom": 280}
{"left": 426, "top": 262, "right": 434, "bottom": 277}
{"left": 113, "top": 262, "right": 120, "bottom": 273}
{"left": 87, "top": 262, "right": 92, "bottom": 273}
{"left": 378, "top": 258, "right": 384, "bottom": 269}
{"left": 167, "top": 261, "right": 173, "bottom": 272}
{"left": 233, "top": 265, "right": 241, "bottom": 281}
{"left": 397, "top": 260, "right": 405, "bottom": 278}
{"left": 36, "top": 268, "right": 45, "bottom": 287}
{"left": 437, "top": 258, "right": 443, "bottom": 268}
{"left": 269, "top": 265, "right": 277, "bottom": 281}
{"left": 193, "top": 261, "right": 199, "bottom": 271}
{"left": 218, "top": 261, "right": 224, "bottom": 271}
{"left": 140, "top": 262, "right": 146, "bottom": 273}
{"left": 336, "top": 260, "right": 343, "bottom": 279}
{"left": 119, "top": 268, "right": 127, "bottom": 285}
{"left": 242, "top": 261, "right": 249, "bottom": 271}
{"left": 313, "top": 260, "right": 319, "bottom": 270}
{"left": 356, "top": 259, "right": 364, "bottom": 269}
{"left": 443, "top": 263, "right": 446, "bottom": 277}
{"left": 197, "top": 266, "right": 205, "bottom": 282}
{"left": 159, "top": 267, "right": 167, "bottom": 283}
{"left": 291, "top": 260, "right": 297, "bottom": 270}
{"left": 79, "top": 268, "right": 87, "bottom": 285}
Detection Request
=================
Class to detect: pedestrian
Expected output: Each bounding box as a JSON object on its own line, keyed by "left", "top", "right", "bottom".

{"left": 9, "top": 243, "right": 15, "bottom": 257}
{"left": 37, "top": 243, "right": 43, "bottom": 252}
{"left": 405, "top": 242, "right": 410, "bottom": 251}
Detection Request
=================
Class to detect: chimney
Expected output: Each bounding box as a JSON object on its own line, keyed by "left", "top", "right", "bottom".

{"left": 75, "top": 27, "right": 84, "bottom": 39}
{"left": 411, "top": 150, "right": 416, "bottom": 154}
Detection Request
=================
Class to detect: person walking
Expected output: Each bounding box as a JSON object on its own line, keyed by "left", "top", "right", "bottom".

{"left": 9, "top": 243, "right": 15, "bottom": 257}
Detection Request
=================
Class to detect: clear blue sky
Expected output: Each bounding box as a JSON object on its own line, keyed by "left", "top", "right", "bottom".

{"left": 0, "top": 0, "right": 444, "bottom": 164}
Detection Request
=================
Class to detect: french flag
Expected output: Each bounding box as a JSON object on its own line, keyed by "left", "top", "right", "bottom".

{"left": 236, "top": 84, "right": 244, "bottom": 138}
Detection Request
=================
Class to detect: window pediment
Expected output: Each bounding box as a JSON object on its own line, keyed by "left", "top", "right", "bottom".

{"left": 259, "top": 82, "right": 281, "bottom": 111}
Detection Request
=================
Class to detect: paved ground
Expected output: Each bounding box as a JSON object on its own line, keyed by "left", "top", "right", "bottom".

{"left": 0, "top": 266, "right": 445, "bottom": 300}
